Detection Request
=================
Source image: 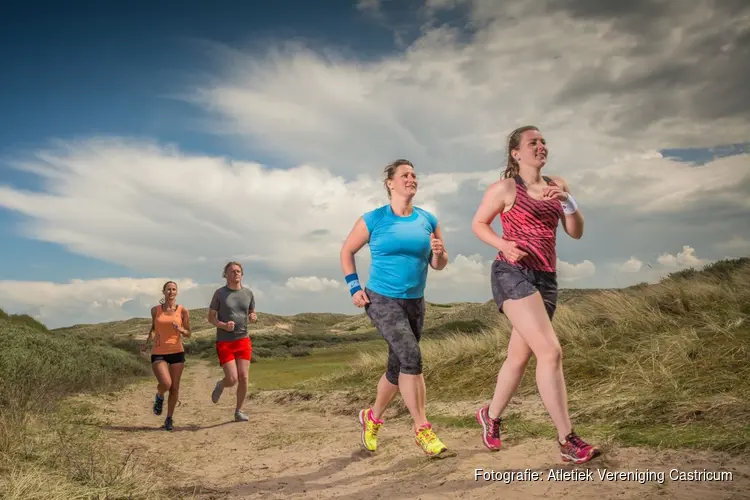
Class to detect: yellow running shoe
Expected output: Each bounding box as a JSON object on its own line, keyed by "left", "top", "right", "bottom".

{"left": 414, "top": 423, "right": 449, "bottom": 457}
{"left": 358, "top": 408, "right": 383, "bottom": 452}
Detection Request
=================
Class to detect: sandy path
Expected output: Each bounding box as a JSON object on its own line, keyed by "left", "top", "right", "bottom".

{"left": 92, "top": 361, "right": 750, "bottom": 500}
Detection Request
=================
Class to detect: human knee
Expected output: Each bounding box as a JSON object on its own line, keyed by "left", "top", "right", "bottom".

{"left": 158, "top": 380, "right": 172, "bottom": 392}
{"left": 505, "top": 349, "right": 532, "bottom": 370}
{"left": 237, "top": 371, "right": 249, "bottom": 384}
{"left": 398, "top": 348, "right": 423, "bottom": 376}
{"left": 536, "top": 341, "right": 563, "bottom": 366}
{"left": 224, "top": 374, "right": 238, "bottom": 386}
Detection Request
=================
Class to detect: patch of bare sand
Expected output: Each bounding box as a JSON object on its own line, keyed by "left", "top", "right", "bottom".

{"left": 88, "top": 361, "right": 750, "bottom": 499}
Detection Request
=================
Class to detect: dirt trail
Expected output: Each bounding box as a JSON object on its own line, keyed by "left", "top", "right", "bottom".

{"left": 92, "top": 361, "right": 750, "bottom": 500}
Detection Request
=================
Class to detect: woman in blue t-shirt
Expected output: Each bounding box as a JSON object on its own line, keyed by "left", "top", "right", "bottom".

{"left": 340, "top": 159, "right": 453, "bottom": 459}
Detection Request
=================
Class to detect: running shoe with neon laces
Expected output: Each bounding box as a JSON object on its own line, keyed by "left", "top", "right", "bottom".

{"left": 476, "top": 406, "right": 502, "bottom": 451}
{"left": 414, "top": 423, "right": 450, "bottom": 458}
{"left": 153, "top": 393, "right": 164, "bottom": 415}
{"left": 559, "top": 431, "right": 600, "bottom": 464}
{"left": 358, "top": 408, "right": 383, "bottom": 452}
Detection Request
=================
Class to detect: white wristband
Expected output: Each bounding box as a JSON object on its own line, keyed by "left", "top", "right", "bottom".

{"left": 561, "top": 194, "right": 578, "bottom": 215}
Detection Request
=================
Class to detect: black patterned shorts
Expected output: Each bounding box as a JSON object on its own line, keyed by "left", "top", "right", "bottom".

{"left": 490, "top": 259, "right": 558, "bottom": 320}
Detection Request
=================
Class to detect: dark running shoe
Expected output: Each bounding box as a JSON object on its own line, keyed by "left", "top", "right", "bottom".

{"left": 153, "top": 393, "right": 164, "bottom": 415}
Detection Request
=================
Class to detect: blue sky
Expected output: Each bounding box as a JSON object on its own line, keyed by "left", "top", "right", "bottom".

{"left": 0, "top": 0, "right": 397, "bottom": 281}
{"left": 1, "top": 0, "right": 749, "bottom": 328}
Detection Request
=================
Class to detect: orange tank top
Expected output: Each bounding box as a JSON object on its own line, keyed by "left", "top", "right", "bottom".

{"left": 151, "top": 304, "right": 185, "bottom": 355}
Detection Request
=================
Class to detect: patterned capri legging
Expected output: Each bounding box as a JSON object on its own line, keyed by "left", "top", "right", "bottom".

{"left": 364, "top": 288, "right": 425, "bottom": 385}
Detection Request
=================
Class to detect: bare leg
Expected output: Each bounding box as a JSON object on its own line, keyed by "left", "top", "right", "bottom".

{"left": 502, "top": 292, "right": 572, "bottom": 442}
{"left": 371, "top": 374, "right": 399, "bottom": 420}
{"left": 398, "top": 373, "right": 428, "bottom": 432}
{"left": 488, "top": 328, "right": 533, "bottom": 419}
{"left": 221, "top": 360, "right": 239, "bottom": 388}
{"left": 166, "top": 362, "right": 184, "bottom": 418}
{"left": 235, "top": 358, "right": 250, "bottom": 412}
{"left": 152, "top": 361, "right": 172, "bottom": 396}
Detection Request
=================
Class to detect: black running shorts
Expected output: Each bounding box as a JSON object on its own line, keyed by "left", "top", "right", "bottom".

{"left": 490, "top": 259, "right": 558, "bottom": 320}
{"left": 151, "top": 352, "right": 186, "bottom": 365}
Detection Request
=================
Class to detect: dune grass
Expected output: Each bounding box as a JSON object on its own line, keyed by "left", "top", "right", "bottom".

{"left": 313, "top": 257, "right": 750, "bottom": 454}
{"left": 2, "top": 255, "right": 748, "bottom": 499}
{"left": 0, "top": 312, "right": 168, "bottom": 499}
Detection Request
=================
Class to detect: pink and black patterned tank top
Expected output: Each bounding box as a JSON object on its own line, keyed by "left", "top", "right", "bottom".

{"left": 496, "top": 175, "right": 564, "bottom": 273}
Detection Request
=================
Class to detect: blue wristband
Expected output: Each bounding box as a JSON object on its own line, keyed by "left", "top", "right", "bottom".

{"left": 345, "top": 273, "right": 362, "bottom": 296}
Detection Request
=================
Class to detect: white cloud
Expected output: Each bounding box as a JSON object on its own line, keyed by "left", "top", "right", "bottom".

{"left": 608, "top": 245, "right": 716, "bottom": 288}
{"left": 1, "top": 0, "right": 748, "bottom": 328}
{"left": 285, "top": 276, "right": 341, "bottom": 292}
{"left": 0, "top": 278, "right": 226, "bottom": 329}
{"left": 427, "top": 253, "right": 490, "bottom": 289}
{"left": 557, "top": 258, "right": 596, "bottom": 283}
{"left": 0, "top": 136, "right": 499, "bottom": 286}
{"left": 188, "top": 0, "right": 749, "bottom": 183}
{"left": 657, "top": 245, "right": 709, "bottom": 269}
{"left": 619, "top": 257, "right": 643, "bottom": 273}
{"left": 571, "top": 153, "right": 750, "bottom": 213}
{"left": 0, "top": 139, "right": 464, "bottom": 278}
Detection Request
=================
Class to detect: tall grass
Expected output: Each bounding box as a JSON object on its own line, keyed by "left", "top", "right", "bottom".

{"left": 0, "top": 311, "right": 167, "bottom": 499}
{"left": 317, "top": 257, "right": 750, "bottom": 453}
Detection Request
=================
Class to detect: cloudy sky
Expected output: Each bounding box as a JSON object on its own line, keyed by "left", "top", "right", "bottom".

{"left": 1, "top": 0, "right": 748, "bottom": 328}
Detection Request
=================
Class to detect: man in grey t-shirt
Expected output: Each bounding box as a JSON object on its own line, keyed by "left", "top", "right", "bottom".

{"left": 208, "top": 261, "right": 257, "bottom": 422}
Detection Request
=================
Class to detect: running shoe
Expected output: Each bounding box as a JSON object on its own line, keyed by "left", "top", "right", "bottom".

{"left": 234, "top": 410, "right": 249, "bottom": 422}
{"left": 560, "top": 431, "right": 600, "bottom": 464}
{"left": 164, "top": 416, "right": 173, "bottom": 431}
{"left": 211, "top": 380, "right": 224, "bottom": 404}
{"left": 153, "top": 393, "right": 164, "bottom": 415}
{"left": 414, "top": 423, "right": 449, "bottom": 458}
{"left": 358, "top": 408, "right": 383, "bottom": 452}
{"left": 476, "top": 406, "right": 502, "bottom": 451}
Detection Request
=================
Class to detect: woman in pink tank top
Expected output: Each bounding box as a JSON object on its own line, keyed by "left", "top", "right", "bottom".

{"left": 141, "top": 280, "right": 192, "bottom": 430}
{"left": 470, "top": 125, "right": 600, "bottom": 465}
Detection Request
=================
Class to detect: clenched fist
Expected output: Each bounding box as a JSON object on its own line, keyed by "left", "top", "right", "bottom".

{"left": 430, "top": 234, "right": 444, "bottom": 256}
{"left": 543, "top": 185, "right": 568, "bottom": 202}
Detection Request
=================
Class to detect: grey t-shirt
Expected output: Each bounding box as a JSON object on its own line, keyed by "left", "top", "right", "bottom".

{"left": 209, "top": 285, "right": 255, "bottom": 342}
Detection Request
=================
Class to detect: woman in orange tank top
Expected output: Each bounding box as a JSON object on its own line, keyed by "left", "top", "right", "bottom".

{"left": 141, "top": 280, "right": 191, "bottom": 431}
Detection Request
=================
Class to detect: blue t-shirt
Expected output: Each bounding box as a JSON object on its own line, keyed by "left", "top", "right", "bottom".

{"left": 363, "top": 204, "right": 438, "bottom": 299}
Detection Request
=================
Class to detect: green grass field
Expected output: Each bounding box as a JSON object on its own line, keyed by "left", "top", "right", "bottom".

{"left": 2, "top": 256, "right": 749, "bottom": 498}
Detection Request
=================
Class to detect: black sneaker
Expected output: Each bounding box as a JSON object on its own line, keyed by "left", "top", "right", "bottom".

{"left": 164, "top": 416, "right": 173, "bottom": 431}
{"left": 153, "top": 393, "right": 164, "bottom": 415}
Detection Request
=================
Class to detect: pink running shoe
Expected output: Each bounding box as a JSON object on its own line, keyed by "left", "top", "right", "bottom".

{"left": 476, "top": 406, "right": 502, "bottom": 451}
{"left": 560, "top": 431, "right": 600, "bottom": 464}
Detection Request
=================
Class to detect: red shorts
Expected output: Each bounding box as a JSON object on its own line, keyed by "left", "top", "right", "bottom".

{"left": 216, "top": 337, "right": 252, "bottom": 366}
